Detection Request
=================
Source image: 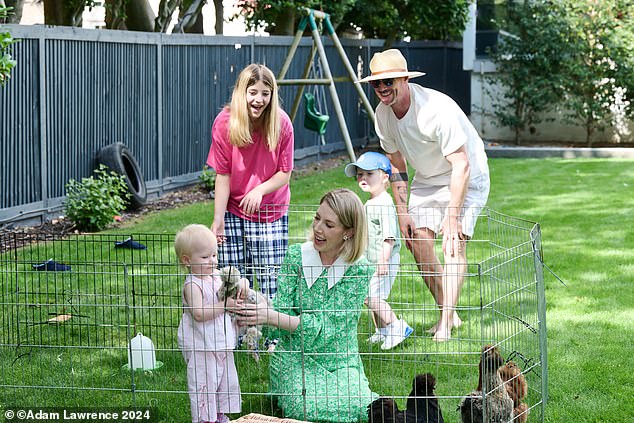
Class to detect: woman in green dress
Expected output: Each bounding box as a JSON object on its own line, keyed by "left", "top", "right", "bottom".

{"left": 237, "top": 188, "right": 378, "bottom": 422}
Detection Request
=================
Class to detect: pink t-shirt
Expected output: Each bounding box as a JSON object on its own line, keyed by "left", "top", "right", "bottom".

{"left": 207, "top": 108, "right": 294, "bottom": 222}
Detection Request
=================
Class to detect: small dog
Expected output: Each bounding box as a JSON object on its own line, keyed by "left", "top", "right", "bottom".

{"left": 369, "top": 373, "right": 444, "bottom": 423}
{"left": 218, "top": 266, "right": 272, "bottom": 362}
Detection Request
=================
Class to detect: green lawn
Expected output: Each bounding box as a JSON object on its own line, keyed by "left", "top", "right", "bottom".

{"left": 1, "top": 157, "right": 633, "bottom": 422}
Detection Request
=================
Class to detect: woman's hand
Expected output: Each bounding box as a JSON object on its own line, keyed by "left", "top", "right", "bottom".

{"left": 235, "top": 302, "right": 271, "bottom": 326}
{"left": 239, "top": 188, "right": 263, "bottom": 216}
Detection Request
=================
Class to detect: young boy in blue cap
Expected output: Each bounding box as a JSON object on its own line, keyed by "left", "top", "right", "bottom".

{"left": 345, "top": 152, "right": 413, "bottom": 349}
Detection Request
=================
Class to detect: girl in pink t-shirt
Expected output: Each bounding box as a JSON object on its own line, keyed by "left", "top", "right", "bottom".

{"left": 207, "top": 64, "right": 294, "bottom": 299}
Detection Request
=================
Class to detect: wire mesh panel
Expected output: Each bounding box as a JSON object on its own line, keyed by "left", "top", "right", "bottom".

{"left": 0, "top": 207, "right": 546, "bottom": 423}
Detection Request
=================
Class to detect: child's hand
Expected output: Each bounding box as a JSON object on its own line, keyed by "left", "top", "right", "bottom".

{"left": 236, "top": 278, "right": 251, "bottom": 299}
{"left": 223, "top": 296, "right": 243, "bottom": 311}
{"left": 239, "top": 188, "right": 263, "bottom": 216}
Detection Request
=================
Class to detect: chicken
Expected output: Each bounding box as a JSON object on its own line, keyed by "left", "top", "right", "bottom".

{"left": 369, "top": 373, "right": 444, "bottom": 423}
{"left": 459, "top": 345, "right": 513, "bottom": 423}
{"left": 218, "top": 266, "right": 272, "bottom": 361}
{"left": 498, "top": 361, "right": 528, "bottom": 422}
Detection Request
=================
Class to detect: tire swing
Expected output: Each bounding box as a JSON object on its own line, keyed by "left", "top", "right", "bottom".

{"left": 97, "top": 143, "right": 147, "bottom": 210}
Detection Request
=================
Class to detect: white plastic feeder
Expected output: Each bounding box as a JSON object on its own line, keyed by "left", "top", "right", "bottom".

{"left": 127, "top": 332, "right": 159, "bottom": 370}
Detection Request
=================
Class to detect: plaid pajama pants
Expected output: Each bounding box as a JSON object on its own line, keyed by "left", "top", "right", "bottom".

{"left": 218, "top": 212, "right": 288, "bottom": 298}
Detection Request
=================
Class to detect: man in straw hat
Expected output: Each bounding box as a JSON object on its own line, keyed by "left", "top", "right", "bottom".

{"left": 358, "top": 49, "right": 490, "bottom": 341}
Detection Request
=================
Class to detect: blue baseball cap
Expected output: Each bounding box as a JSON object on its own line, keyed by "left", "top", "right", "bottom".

{"left": 344, "top": 152, "right": 392, "bottom": 177}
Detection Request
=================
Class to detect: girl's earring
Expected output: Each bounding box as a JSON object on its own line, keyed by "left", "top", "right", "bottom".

{"left": 343, "top": 234, "right": 349, "bottom": 241}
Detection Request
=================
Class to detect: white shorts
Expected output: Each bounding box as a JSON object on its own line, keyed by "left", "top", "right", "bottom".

{"left": 368, "top": 253, "right": 400, "bottom": 300}
{"left": 408, "top": 174, "right": 490, "bottom": 238}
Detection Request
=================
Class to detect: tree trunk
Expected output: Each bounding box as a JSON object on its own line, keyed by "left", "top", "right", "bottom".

{"left": 213, "top": 0, "right": 222, "bottom": 34}
{"left": 43, "top": 0, "right": 84, "bottom": 27}
{"left": 586, "top": 118, "right": 594, "bottom": 147}
{"left": 184, "top": 11, "right": 203, "bottom": 33}
{"left": 383, "top": 31, "right": 397, "bottom": 49}
{"left": 125, "top": 0, "right": 156, "bottom": 32}
{"left": 155, "top": 0, "right": 181, "bottom": 33}
{"left": 105, "top": 0, "right": 127, "bottom": 29}
{"left": 4, "top": 0, "right": 25, "bottom": 23}
{"left": 174, "top": 0, "right": 205, "bottom": 34}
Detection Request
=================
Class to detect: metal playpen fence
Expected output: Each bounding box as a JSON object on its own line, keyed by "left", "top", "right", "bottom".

{"left": 0, "top": 206, "right": 546, "bottom": 422}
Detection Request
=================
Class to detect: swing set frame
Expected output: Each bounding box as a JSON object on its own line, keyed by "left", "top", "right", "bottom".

{"left": 277, "top": 8, "right": 376, "bottom": 162}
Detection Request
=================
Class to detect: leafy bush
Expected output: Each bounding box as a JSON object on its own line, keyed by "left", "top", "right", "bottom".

{"left": 0, "top": 6, "right": 17, "bottom": 86}
{"left": 199, "top": 165, "right": 216, "bottom": 191}
{"left": 65, "top": 165, "right": 130, "bottom": 232}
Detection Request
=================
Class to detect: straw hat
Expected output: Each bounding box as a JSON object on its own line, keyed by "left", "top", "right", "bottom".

{"left": 357, "top": 49, "right": 425, "bottom": 83}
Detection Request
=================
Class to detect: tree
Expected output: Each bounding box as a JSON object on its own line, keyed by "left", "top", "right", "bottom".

{"left": 44, "top": 0, "right": 209, "bottom": 33}
{"left": 43, "top": 0, "right": 87, "bottom": 26}
{"left": 177, "top": 0, "right": 206, "bottom": 33}
{"left": 2, "top": 0, "right": 25, "bottom": 23}
{"left": 341, "top": 0, "right": 470, "bottom": 46}
{"left": 212, "top": 0, "right": 222, "bottom": 34}
{"left": 233, "top": 0, "right": 356, "bottom": 35}
{"left": 487, "top": 1, "right": 568, "bottom": 144}
{"left": 560, "top": 0, "right": 633, "bottom": 145}
{"left": 232, "top": 0, "right": 470, "bottom": 42}
{"left": 487, "top": 0, "right": 633, "bottom": 145}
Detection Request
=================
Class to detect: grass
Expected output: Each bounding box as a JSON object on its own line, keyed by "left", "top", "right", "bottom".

{"left": 2, "top": 157, "right": 633, "bottom": 422}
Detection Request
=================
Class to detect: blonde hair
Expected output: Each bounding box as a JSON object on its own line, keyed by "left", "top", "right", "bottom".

{"left": 319, "top": 188, "right": 368, "bottom": 263}
{"left": 174, "top": 224, "right": 216, "bottom": 266}
{"left": 228, "top": 63, "right": 281, "bottom": 151}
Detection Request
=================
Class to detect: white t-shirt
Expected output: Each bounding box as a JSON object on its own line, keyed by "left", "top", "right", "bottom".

{"left": 365, "top": 191, "right": 401, "bottom": 264}
{"left": 377, "top": 84, "right": 489, "bottom": 187}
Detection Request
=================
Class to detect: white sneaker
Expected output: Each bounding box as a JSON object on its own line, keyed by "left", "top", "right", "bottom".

{"left": 368, "top": 328, "right": 386, "bottom": 344}
{"left": 381, "top": 320, "right": 413, "bottom": 350}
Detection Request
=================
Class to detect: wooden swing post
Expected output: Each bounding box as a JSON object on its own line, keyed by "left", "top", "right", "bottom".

{"left": 277, "top": 8, "right": 376, "bottom": 162}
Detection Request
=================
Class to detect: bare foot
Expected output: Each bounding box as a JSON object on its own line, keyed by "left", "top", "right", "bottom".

{"left": 427, "top": 313, "right": 463, "bottom": 334}
{"left": 432, "top": 325, "right": 451, "bottom": 342}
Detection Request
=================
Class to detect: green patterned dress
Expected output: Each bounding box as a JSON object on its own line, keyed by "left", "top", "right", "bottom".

{"left": 267, "top": 243, "right": 378, "bottom": 422}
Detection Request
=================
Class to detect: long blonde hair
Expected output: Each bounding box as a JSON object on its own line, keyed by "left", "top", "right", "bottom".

{"left": 228, "top": 64, "right": 281, "bottom": 151}
{"left": 319, "top": 189, "right": 368, "bottom": 263}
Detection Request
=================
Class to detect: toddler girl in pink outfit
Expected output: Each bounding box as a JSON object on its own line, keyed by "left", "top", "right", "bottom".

{"left": 176, "top": 224, "right": 248, "bottom": 423}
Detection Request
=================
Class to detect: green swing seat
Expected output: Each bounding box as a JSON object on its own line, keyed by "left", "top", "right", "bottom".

{"left": 303, "top": 92, "right": 330, "bottom": 135}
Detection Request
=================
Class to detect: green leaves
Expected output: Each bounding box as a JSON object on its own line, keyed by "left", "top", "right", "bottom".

{"left": 0, "top": 5, "right": 17, "bottom": 86}
{"left": 488, "top": 0, "right": 633, "bottom": 145}
{"left": 64, "top": 164, "right": 131, "bottom": 232}
{"left": 198, "top": 165, "right": 216, "bottom": 191}
{"left": 341, "top": 0, "right": 470, "bottom": 43}
{"left": 231, "top": 1, "right": 470, "bottom": 41}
